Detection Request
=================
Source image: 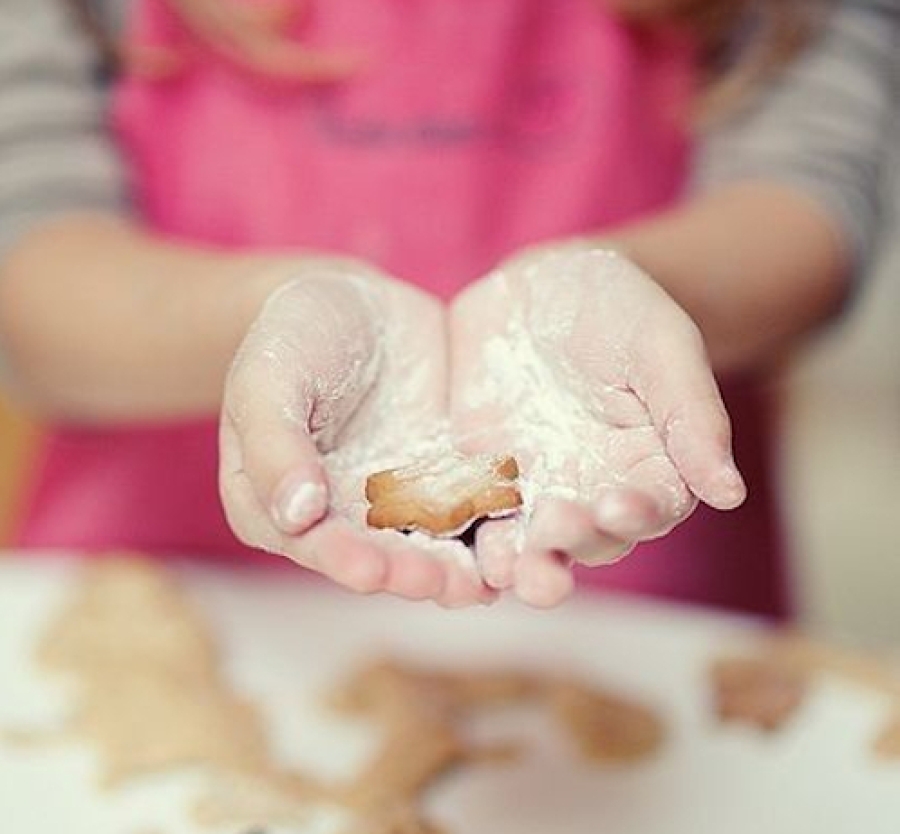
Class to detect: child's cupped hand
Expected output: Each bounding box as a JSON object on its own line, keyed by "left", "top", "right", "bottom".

{"left": 220, "top": 247, "right": 745, "bottom": 608}
{"left": 220, "top": 261, "right": 496, "bottom": 608}
{"left": 450, "top": 245, "right": 746, "bottom": 607}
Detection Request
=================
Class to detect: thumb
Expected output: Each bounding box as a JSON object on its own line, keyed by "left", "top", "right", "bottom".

{"left": 224, "top": 278, "right": 381, "bottom": 533}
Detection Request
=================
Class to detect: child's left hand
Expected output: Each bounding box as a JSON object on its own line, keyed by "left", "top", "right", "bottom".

{"left": 450, "top": 244, "right": 746, "bottom": 607}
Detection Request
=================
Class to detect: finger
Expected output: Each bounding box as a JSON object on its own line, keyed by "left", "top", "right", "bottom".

{"left": 439, "top": 561, "right": 498, "bottom": 608}
{"left": 233, "top": 39, "right": 363, "bottom": 84}
{"left": 475, "top": 519, "right": 520, "bottom": 590}
{"left": 227, "top": 278, "right": 381, "bottom": 533}
{"left": 383, "top": 548, "right": 447, "bottom": 601}
{"left": 513, "top": 545, "right": 574, "bottom": 609}
{"left": 172, "top": 0, "right": 361, "bottom": 84}
{"left": 168, "top": 0, "right": 245, "bottom": 45}
{"left": 293, "top": 520, "right": 390, "bottom": 594}
{"left": 526, "top": 497, "right": 596, "bottom": 554}
{"left": 220, "top": 432, "right": 389, "bottom": 594}
{"left": 375, "top": 536, "right": 447, "bottom": 601}
{"left": 632, "top": 319, "right": 746, "bottom": 510}
{"left": 426, "top": 538, "right": 497, "bottom": 608}
{"left": 367, "top": 530, "right": 491, "bottom": 607}
{"left": 526, "top": 497, "right": 629, "bottom": 569}
{"left": 220, "top": 417, "right": 292, "bottom": 555}
{"left": 171, "top": 0, "right": 288, "bottom": 45}
{"left": 598, "top": 448, "right": 696, "bottom": 532}
{"left": 592, "top": 486, "right": 672, "bottom": 540}
{"left": 224, "top": 379, "right": 329, "bottom": 537}
{"left": 235, "top": 0, "right": 299, "bottom": 34}
{"left": 120, "top": 43, "right": 189, "bottom": 79}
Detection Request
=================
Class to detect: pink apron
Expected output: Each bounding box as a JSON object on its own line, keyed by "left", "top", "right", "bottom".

{"left": 16, "top": 0, "right": 788, "bottom": 616}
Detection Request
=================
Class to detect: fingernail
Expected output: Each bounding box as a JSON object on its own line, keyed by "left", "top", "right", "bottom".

{"left": 593, "top": 492, "right": 628, "bottom": 525}
{"left": 272, "top": 478, "right": 328, "bottom": 533}
{"left": 592, "top": 491, "right": 650, "bottom": 539}
{"left": 715, "top": 462, "right": 747, "bottom": 506}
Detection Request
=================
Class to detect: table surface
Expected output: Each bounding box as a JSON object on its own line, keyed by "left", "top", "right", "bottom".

{"left": 1, "top": 554, "right": 899, "bottom": 834}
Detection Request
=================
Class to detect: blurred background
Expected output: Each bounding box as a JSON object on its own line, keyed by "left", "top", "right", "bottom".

{"left": 781, "top": 124, "right": 900, "bottom": 648}
{"left": 0, "top": 398, "right": 36, "bottom": 547}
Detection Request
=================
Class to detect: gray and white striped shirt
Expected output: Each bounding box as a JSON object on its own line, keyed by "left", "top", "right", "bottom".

{"left": 0, "top": 0, "right": 127, "bottom": 256}
{"left": 0, "top": 0, "right": 897, "bottom": 266}
{"left": 697, "top": 0, "right": 900, "bottom": 269}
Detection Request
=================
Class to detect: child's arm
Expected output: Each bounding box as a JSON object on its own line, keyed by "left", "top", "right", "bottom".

{"left": 612, "top": 1, "right": 898, "bottom": 371}
{"left": 0, "top": 0, "right": 285, "bottom": 423}
{"left": 0, "top": 214, "right": 291, "bottom": 422}
{"left": 608, "top": 181, "right": 846, "bottom": 371}
{"left": 0, "top": 0, "right": 362, "bottom": 424}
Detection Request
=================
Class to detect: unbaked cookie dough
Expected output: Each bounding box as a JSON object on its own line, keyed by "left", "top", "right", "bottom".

{"left": 711, "top": 633, "right": 900, "bottom": 752}
{"left": 26, "top": 556, "right": 663, "bottom": 833}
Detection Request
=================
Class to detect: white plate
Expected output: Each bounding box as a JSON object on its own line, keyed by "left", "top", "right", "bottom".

{"left": 1, "top": 555, "right": 899, "bottom": 834}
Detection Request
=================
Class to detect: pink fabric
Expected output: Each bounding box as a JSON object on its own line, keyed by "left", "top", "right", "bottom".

{"left": 16, "top": 0, "right": 787, "bottom": 615}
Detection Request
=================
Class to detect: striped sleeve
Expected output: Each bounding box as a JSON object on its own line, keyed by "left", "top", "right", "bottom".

{"left": 694, "top": 1, "right": 900, "bottom": 270}
{"left": 0, "top": 0, "right": 128, "bottom": 258}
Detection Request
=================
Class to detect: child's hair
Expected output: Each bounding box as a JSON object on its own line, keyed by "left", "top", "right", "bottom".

{"left": 65, "top": 0, "right": 819, "bottom": 119}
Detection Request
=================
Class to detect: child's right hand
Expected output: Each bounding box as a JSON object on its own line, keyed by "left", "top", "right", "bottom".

{"left": 219, "top": 261, "right": 495, "bottom": 607}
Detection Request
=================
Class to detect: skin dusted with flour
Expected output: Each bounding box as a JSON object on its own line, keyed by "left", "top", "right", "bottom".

{"left": 221, "top": 247, "right": 745, "bottom": 609}
{"left": 450, "top": 246, "right": 744, "bottom": 606}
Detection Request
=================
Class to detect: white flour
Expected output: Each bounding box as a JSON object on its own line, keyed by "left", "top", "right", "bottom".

{"left": 298, "top": 250, "right": 676, "bottom": 568}
{"left": 463, "top": 307, "right": 621, "bottom": 516}
{"left": 458, "top": 248, "right": 673, "bottom": 521}
{"left": 316, "top": 283, "right": 481, "bottom": 571}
